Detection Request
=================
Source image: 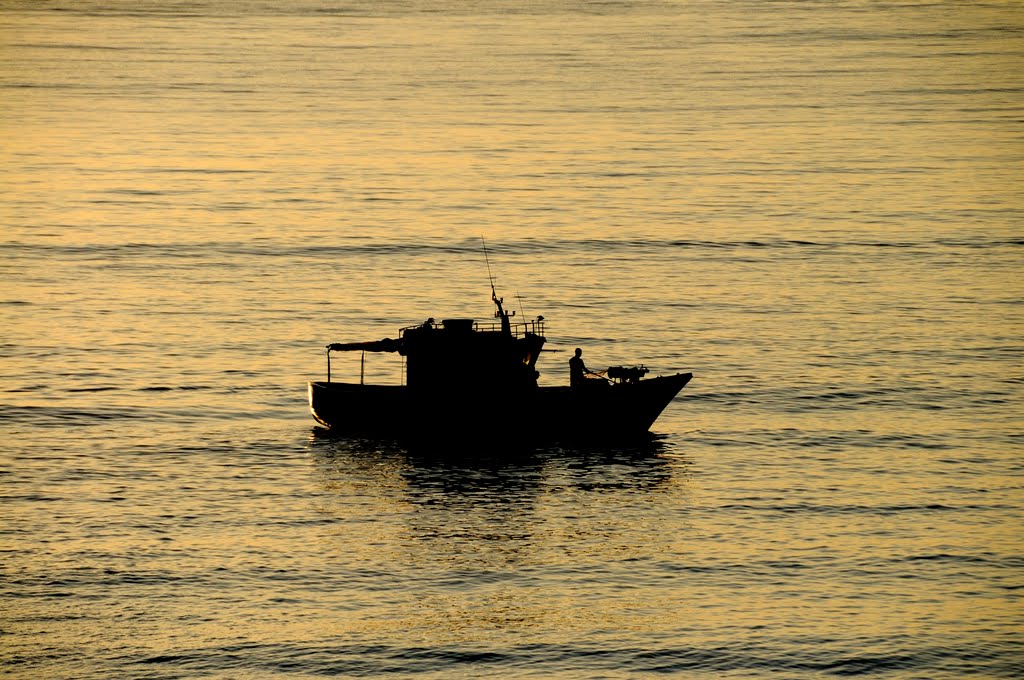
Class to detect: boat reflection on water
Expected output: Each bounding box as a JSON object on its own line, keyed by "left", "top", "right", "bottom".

{"left": 305, "top": 429, "right": 694, "bottom": 638}
{"left": 307, "top": 426, "right": 687, "bottom": 500}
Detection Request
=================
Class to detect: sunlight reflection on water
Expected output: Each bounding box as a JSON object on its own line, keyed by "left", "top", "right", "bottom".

{"left": 2, "top": 0, "right": 1022, "bottom": 677}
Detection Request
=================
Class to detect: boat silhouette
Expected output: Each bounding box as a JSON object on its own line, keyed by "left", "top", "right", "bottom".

{"left": 308, "top": 287, "right": 692, "bottom": 441}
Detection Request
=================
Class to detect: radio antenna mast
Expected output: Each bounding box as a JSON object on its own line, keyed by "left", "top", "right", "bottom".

{"left": 481, "top": 236, "right": 496, "bottom": 300}
{"left": 480, "top": 236, "right": 513, "bottom": 333}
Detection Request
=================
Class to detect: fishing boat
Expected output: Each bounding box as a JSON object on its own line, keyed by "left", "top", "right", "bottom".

{"left": 308, "top": 288, "right": 692, "bottom": 441}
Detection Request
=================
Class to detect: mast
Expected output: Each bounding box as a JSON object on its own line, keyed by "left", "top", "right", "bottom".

{"left": 481, "top": 237, "right": 512, "bottom": 336}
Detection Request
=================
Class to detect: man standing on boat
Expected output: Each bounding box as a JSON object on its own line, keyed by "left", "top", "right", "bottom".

{"left": 569, "top": 347, "right": 591, "bottom": 387}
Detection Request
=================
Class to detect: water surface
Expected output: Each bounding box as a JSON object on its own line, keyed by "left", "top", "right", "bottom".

{"left": 2, "top": 1, "right": 1022, "bottom": 677}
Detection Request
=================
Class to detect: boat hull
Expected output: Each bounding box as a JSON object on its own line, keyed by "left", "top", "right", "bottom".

{"left": 308, "top": 372, "right": 692, "bottom": 441}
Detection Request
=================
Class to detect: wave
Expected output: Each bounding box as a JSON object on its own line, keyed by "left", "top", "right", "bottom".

{"left": 695, "top": 381, "right": 1018, "bottom": 416}
{"left": 3, "top": 234, "right": 1020, "bottom": 262}
{"left": 711, "top": 502, "right": 1009, "bottom": 516}
{"left": 0, "top": 399, "right": 259, "bottom": 426}
{"left": 107, "top": 637, "right": 1024, "bottom": 678}
{"left": 0, "top": 404, "right": 154, "bottom": 424}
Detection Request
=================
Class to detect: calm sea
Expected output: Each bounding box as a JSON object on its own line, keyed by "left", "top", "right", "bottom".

{"left": 2, "top": 1, "right": 1022, "bottom": 677}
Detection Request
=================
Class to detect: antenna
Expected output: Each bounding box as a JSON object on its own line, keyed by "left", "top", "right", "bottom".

{"left": 481, "top": 237, "right": 514, "bottom": 333}
{"left": 481, "top": 236, "right": 496, "bottom": 300}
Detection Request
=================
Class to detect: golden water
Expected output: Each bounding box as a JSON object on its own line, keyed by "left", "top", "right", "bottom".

{"left": 2, "top": 1, "right": 1022, "bottom": 677}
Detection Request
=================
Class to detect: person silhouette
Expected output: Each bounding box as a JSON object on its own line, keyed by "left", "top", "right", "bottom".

{"left": 569, "top": 347, "right": 589, "bottom": 387}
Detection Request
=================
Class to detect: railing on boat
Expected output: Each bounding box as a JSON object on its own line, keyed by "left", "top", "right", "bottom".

{"left": 399, "top": 317, "right": 545, "bottom": 339}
